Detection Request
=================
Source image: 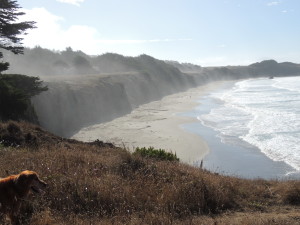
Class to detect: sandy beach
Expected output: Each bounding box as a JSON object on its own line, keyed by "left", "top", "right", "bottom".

{"left": 72, "top": 82, "right": 225, "bottom": 163}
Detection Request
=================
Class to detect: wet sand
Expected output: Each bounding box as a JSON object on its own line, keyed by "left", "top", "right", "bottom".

{"left": 72, "top": 82, "right": 225, "bottom": 163}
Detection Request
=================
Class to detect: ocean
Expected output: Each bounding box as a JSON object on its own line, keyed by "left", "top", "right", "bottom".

{"left": 182, "top": 76, "right": 300, "bottom": 179}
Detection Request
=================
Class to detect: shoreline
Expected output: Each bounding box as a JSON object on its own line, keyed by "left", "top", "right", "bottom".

{"left": 72, "top": 79, "right": 300, "bottom": 179}
{"left": 183, "top": 81, "right": 300, "bottom": 179}
{"left": 72, "top": 82, "right": 226, "bottom": 164}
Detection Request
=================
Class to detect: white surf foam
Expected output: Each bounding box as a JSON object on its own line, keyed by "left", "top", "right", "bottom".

{"left": 198, "top": 77, "right": 300, "bottom": 171}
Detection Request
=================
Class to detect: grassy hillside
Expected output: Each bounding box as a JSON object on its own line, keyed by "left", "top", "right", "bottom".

{"left": 0, "top": 121, "right": 299, "bottom": 224}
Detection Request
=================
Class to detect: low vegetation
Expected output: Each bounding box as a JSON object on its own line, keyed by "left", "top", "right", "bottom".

{"left": 133, "top": 146, "right": 179, "bottom": 161}
{"left": 0, "top": 121, "right": 299, "bottom": 224}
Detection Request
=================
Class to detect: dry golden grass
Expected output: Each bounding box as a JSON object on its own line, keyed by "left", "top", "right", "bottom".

{"left": 0, "top": 121, "right": 300, "bottom": 224}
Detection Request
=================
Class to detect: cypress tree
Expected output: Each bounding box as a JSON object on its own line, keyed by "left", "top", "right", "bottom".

{"left": 0, "top": 0, "right": 35, "bottom": 73}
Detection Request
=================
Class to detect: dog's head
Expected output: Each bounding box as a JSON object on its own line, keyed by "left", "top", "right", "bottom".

{"left": 14, "top": 170, "right": 47, "bottom": 194}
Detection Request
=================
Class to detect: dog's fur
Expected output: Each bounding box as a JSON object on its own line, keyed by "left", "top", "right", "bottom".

{"left": 0, "top": 170, "right": 47, "bottom": 225}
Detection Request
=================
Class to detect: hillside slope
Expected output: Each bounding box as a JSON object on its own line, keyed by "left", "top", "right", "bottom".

{"left": 0, "top": 121, "right": 299, "bottom": 225}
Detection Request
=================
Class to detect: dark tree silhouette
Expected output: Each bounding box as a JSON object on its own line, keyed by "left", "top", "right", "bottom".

{"left": 0, "top": 1, "right": 48, "bottom": 123}
{"left": 0, "top": 74, "right": 48, "bottom": 121}
{"left": 0, "top": 0, "right": 35, "bottom": 73}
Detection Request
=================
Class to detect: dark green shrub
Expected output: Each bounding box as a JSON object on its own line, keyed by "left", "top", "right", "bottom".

{"left": 0, "top": 74, "right": 47, "bottom": 122}
{"left": 133, "top": 146, "right": 179, "bottom": 161}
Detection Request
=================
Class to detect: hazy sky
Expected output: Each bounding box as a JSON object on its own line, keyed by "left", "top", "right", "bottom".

{"left": 18, "top": 0, "right": 300, "bottom": 66}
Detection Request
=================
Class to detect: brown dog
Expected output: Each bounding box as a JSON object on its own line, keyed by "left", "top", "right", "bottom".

{"left": 0, "top": 170, "right": 47, "bottom": 225}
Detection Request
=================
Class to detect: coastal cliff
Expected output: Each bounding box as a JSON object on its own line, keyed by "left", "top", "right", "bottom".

{"left": 30, "top": 54, "right": 196, "bottom": 137}
{"left": 4, "top": 47, "right": 300, "bottom": 137}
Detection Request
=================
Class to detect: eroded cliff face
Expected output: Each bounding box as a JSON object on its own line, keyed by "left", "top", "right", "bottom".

{"left": 31, "top": 62, "right": 300, "bottom": 137}
{"left": 32, "top": 70, "right": 195, "bottom": 137}
{"left": 32, "top": 76, "right": 127, "bottom": 137}
{"left": 26, "top": 52, "right": 202, "bottom": 137}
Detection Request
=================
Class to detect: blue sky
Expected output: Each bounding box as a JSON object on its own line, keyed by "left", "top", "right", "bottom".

{"left": 18, "top": 0, "right": 300, "bottom": 66}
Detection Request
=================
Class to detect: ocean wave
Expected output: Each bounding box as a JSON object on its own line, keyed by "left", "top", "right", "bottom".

{"left": 197, "top": 77, "right": 300, "bottom": 171}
